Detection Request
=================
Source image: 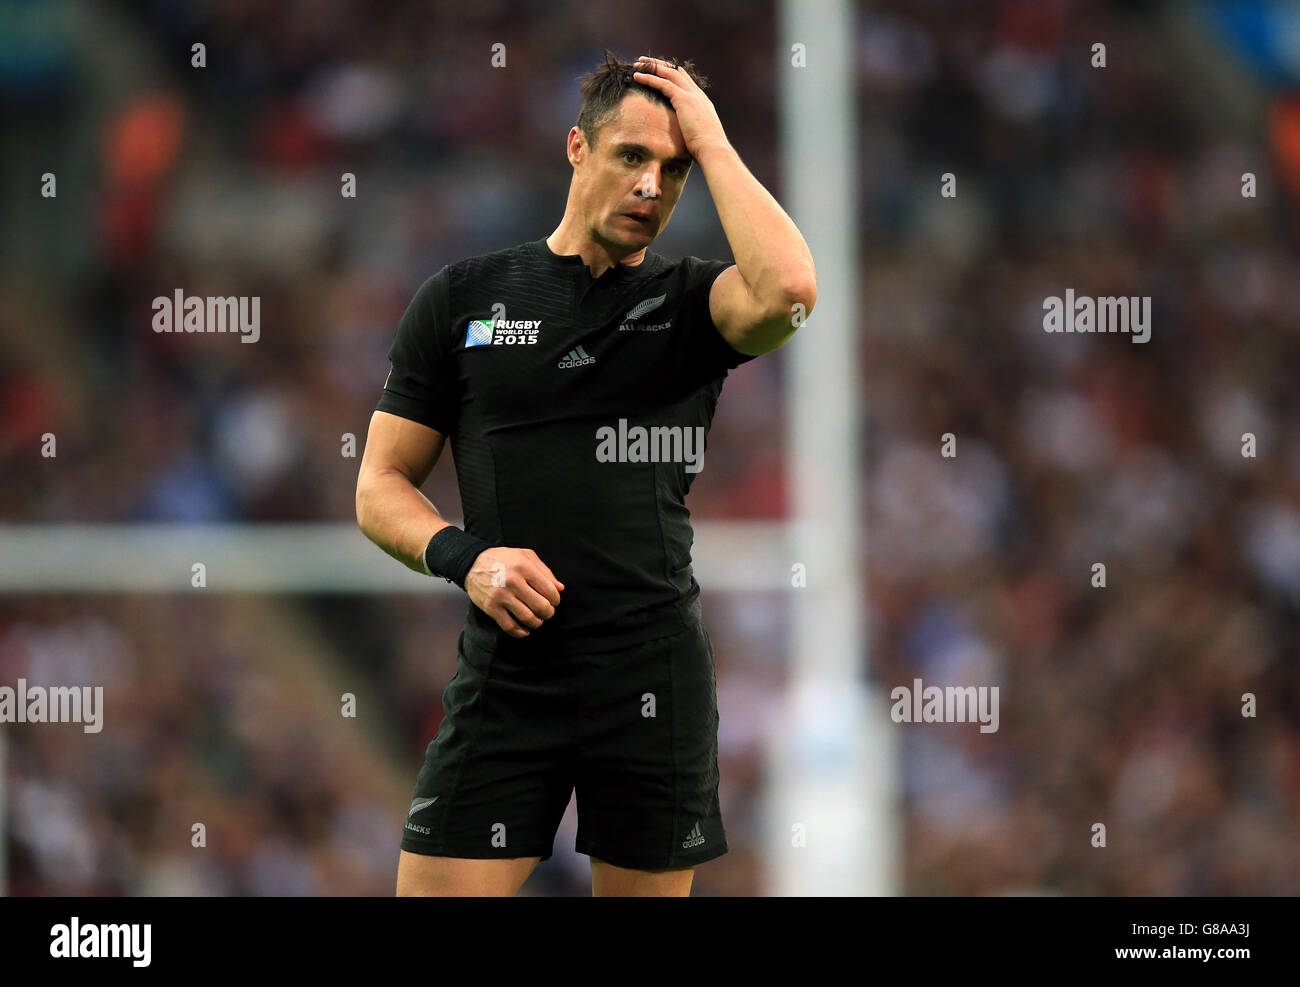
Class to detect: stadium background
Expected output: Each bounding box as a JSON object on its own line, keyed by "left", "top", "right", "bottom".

{"left": 3, "top": 0, "right": 1300, "bottom": 895}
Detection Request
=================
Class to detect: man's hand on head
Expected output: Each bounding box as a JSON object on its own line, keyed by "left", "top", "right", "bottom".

{"left": 465, "top": 547, "right": 565, "bottom": 638}
{"left": 632, "top": 55, "right": 730, "bottom": 161}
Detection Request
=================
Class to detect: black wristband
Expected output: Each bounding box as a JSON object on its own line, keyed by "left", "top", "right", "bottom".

{"left": 423, "top": 526, "right": 492, "bottom": 589}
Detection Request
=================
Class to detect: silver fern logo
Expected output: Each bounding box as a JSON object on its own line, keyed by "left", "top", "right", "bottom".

{"left": 624, "top": 293, "right": 667, "bottom": 320}
{"left": 408, "top": 796, "right": 439, "bottom": 817}
{"left": 620, "top": 294, "right": 672, "bottom": 331}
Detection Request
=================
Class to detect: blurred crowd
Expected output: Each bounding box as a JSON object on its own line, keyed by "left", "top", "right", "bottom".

{"left": 2, "top": 0, "right": 1298, "bottom": 895}
{"left": 859, "top": 0, "right": 1300, "bottom": 893}
{"left": 0, "top": 595, "right": 405, "bottom": 895}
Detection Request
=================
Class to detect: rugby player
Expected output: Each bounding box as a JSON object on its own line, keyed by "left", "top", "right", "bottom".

{"left": 355, "top": 51, "right": 816, "bottom": 896}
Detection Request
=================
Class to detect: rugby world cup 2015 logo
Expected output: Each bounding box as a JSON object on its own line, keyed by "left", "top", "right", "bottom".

{"left": 465, "top": 318, "right": 541, "bottom": 347}
{"left": 466, "top": 319, "right": 495, "bottom": 347}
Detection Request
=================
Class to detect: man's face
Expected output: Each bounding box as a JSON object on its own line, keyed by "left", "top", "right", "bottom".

{"left": 569, "top": 93, "right": 693, "bottom": 254}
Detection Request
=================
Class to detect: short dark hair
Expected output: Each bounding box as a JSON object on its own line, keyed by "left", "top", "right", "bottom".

{"left": 576, "top": 49, "right": 710, "bottom": 151}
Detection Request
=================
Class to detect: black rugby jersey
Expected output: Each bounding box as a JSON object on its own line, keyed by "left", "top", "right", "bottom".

{"left": 376, "top": 237, "right": 759, "bottom": 652}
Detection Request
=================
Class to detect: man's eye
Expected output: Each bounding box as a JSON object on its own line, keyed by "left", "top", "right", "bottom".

{"left": 623, "top": 152, "right": 639, "bottom": 164}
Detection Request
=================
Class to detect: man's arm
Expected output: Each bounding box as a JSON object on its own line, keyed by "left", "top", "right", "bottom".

{"left": 355, "top": 410, "right": 565, "bottom": 637}
{"left": 632, "top": 56, "right": 817, "bottom": 356}
{"left": 355, "top": 410, "right": 451, "bottom": 574}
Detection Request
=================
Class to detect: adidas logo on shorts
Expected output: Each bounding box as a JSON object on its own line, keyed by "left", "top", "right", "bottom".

{"left": 681, "top": 821, "right": 706, "bottom": 850}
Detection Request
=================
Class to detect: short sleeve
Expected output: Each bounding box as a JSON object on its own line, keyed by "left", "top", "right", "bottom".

{"left": 375, "top": 267, "right": 458, "bottom": 436}
{"left": 680, "top": 256, "right": 759, "bottom": 376}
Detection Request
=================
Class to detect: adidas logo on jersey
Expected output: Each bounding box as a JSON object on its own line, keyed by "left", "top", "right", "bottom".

{"left": 681, "top": 821, "right": 706, "bottom": 849}
{"left": 558, "top": 345, "right": 595, "bottom": 369}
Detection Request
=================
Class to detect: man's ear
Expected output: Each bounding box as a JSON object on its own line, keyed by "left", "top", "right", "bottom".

{"left": 567, "top": 126, "right": 585, "bottom": 167}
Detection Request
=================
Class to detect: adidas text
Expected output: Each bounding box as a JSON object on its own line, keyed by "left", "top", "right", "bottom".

{"left": 682, "top": 822, "right": 706, "bottom": 849}
{"left": 558, "top": 346, "right": 595, "bottom": 368}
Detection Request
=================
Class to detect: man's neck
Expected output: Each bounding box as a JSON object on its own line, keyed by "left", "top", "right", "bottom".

{"left": 547, "top": 223, "right": 647, "bottom": 279}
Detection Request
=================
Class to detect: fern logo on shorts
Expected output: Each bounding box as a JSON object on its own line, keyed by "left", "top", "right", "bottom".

{"left": 405, "top": 796, "right": 438, "bottom": 836}
{"left": 681, "top": 821, "right": 706, "bottom": 849}
{"left": 408, "top": 796, "right": 439, "bottom": 817}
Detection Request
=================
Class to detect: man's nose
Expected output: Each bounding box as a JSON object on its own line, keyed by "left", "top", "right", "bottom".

{"left": 636, "top": 167, "right": 660, "bottom": 198}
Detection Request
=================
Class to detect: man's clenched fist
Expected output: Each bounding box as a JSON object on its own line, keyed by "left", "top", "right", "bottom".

{"left": 465, "top": 547, "right": 564, "bottom": 638}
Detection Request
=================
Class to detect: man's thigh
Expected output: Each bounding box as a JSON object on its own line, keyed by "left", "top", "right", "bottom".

{"left": 396, "top": 850, "right": 541, "bottom": 897}
{"left": 398, "top": 633, "right": 575, "bottom": 869}
{"left": 573, "top": 619, "right": 729, "bottom": 874}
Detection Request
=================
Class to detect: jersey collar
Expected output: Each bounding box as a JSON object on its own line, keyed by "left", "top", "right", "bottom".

{"left": 531, "top": 237, "right": 661, "bottom": 282}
